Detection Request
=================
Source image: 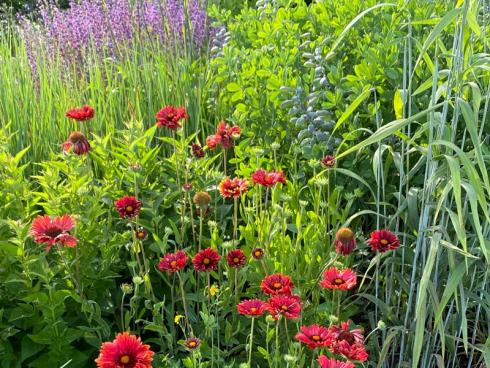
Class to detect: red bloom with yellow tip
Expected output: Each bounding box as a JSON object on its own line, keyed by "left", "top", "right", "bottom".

{"left": 317, "top": 356, "right": 354, "bottom": 368}
{"left": 252, "top": 169, "right": 286, "bottom": 187}
{"left": 30, "top": 214, "right": 78, "bottom": 252}
{"left": 184, "top": 337, "right": 201, "bottom": 351}
{"left": 261, "top": 273, "right": 294, "bottom": 295}
{"left": 226, "top": 249, "right": 246, "bottom": 268}
{"left": 265, "top": 294, "right": 301, "bottom": 320}
{"left": 158, "top": 251, "right": 188, "bottom": 273}
{"left": 321, "top": 155, "right": 336, "bottom": 168}
{"left": 295, "top": 324, "right": 333, "bottom": 349}
{"left": 66, "top": 105, "right": 94, "bottom": 121}
{"left": 114, "top": 196, "right": 141, "bottom": 219}
{"left": 334, "top": 227, "right": 357, "bottom": 255}
{"left": 155, "top": 105, "right": 188, "bottom": 130}
{"left": 251, "top": 247, "right": 264, "bottom": 260}
{"left": 368, "top": 229, "right": 400, "bottom": 253}
{"left": 218, "top": 177, "right": 249, "bottom": 198}
{"left": 95, "top": 332, "right": 154, "bottom": 368}
{"left": 319, "top": 267, "right": 357, "bottom": 290}
{"left": 193, "top": 247, "right": 221, "bottom": 272}
{"left": 237, "top": 299, "right": 266, "bottom": 317}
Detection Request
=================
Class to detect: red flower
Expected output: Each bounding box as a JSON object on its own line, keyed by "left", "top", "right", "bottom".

{"left": 155, "top": 105, "right": 188, "bottom": 130}
{"left": 295, "top": 324, "right": 333, "bottom": 349}
{"left": 218, "top": 177, "right": 249, "bottom": 198}
{"left": 252, "top": 169, "right": 286, "bottom": 187}
{"left": 329, "top": 321, "right": 365, "bottom": 345}
{"left": 30, "top": 215, "right": 78, "bottom": 252}
{"left": 62, "top": 131, "right": 91, "bottom": 155}
{"left": 193, "top": 247, "right": 221, "bottom": 272}
{"left": 95, "top": 332, "right": 154, "bottom": 368}
{"left": 184, "top": 337, "right": 201, "bottom": 351}
{"left": 368, "top": 229, "right": 400, "bottom": 253}
{"left": 331, "top": 340, "right": 368, "bottom": 362}
{"left": 251, "top": 247, "right": 264, "bottom": 260}
{"left": 206, "top": 120, "right": 241, "bottom": 150}
{"left": 334, "top": 227, "right": 356, "bottom": 255}
{"left": 321, "top": 155, "right": 336, "bottom": 168}
{"left": 319, "top": 268, "right": 357, "bottom": 290}
{"left": 135, "top": 227, "right": 148, "bottom": 241}
{"left": 66, "top": 105, "right": 94, "bottom": 121}
{"left": 226, "top": 249, "right": 246, "bottom": 268}
{"left": 191, "top": 143, "right": 205, "bottom": 158}
{"left": 158, "top": 251, "right": 188, "bottom": 273}
{"left": 237, "top": 299, "right": 266, "bottom": 317}
{"left": 266, "top": 294, "right": 301, "bottom": 320}
{"left": 261, "top": 273, "right": 294, "bottom": 295}
{"left": 327, "top": 321, "right": 368, "bottom": 362}
{"left": 114, "top": 196, "right": 141, "bottom": 219}
{"left": 317, "top": 356, "right": 354, "bottom": 368}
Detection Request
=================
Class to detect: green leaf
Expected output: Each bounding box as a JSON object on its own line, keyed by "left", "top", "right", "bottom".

{"left": 333, "top": 87, "right": 371, "bottom": 133}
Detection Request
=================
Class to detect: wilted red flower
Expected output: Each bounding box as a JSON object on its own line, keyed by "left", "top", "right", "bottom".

{"left": 218, "top": 177, "right": 249, "bottom": 198}
{"left": 193, "top": 191, "right": 212, "bottom": 209}
{"left": 317, "top": 356, "right": 354, "bottom": 368}
{"left": 319, "top": 268, "right": 357, "bottom": 290}
{"left": 295, "top": 324, "right": 333, "bottom": 349}
{"left": 193, "top": 247, "right": 221, "bottom": 272}
{"left": 266, "top": 294, "right": 301, "bottom": 320}
{"left": 334, "top": 227, "right": 357, "bottom": 255}
{"left": 135, "top": 227, "right": 148, "bottom": 241}
{"left": 206, "top": 120, "right": 241, "bottom": 150}
{"left": 66, "top": 105, "right": 94, "bottom": 121}
{"left": 252, "top": 169, "right": 286, "bottom": 187}
{"left": 226, "top": 249, "right": 246, "bottom": 268}
{"left": 331, "top": 340, "right": 368, "bottom": 362}
{"left": 155, "top": 105, "right": 188, "bottom": 130}
{"left": 329, "top": 321, "right": 365, "bottom": 345}
{"left": 327, "top": 321, "right": 368, "bottom": 362}
{"left": 30, "top": 215, "right": 78, "bottom": 252}
{"left": 62, "top": 131, "right": 91, "bottom": 155}
{"left": 184, "top": 337, "right": 201, "bottom": 351}
{"left": 321, "top": 155, "right": 336, "bottom": 168}
{"left": 95, "top": 332, "right": 154, "bottom": 368}
{"left": 114, "top": 196, "right": 141, "bottom": 219}
{"left": 237, "top": 299, "right": 266, "bottom": 317}
{"left": 368, "top": 229, "right": 400, "bottom": 253}
{"left": 191, "top": 143, "right": 205, "bottom": 158}
{"left": 261, "top": 273, "right": 294, "bottom": 295}
{"left": 251, "top": 247, "right": 264, "bottom": 260}
{"left": 158, "top": 251, "right": 188, "bottom": 273}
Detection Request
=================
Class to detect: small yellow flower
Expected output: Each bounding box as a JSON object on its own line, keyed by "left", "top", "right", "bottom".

{"left": 209, "top": 284, "right": 219, "bottom": 297}
{"left": 174, "top": 314, "right": 184, "bottom": 324}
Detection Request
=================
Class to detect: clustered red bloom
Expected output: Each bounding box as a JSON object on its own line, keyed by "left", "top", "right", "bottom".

{"left": 158, "top": 251, "right": 188, "bottom": 273}
{"left": 319, "top": 267, "right": 357, "bottom": 290}
{"left": 184, "top": 337, "right": 201, "bottom": 351}
{"left": 261, "top": 273, "right": 294, "bottom": 295}
{"left": 251, "top": 169, "right": 286, "bottom": 187}
{"left": 368, "top": 229, "right": 400, "bottom": 253}
{"left": 62, "top": 131, "right": 91, "bottom": 155}
{"left": 206, "top": 120, "right": 241, "bottom": 150}
{"left": 135, "top": 227, "right": 148, "bottom": 241}
{"left": 334, "top": 227, "right": 357, "bottom": 255}
{"left": 114, "top": 196, "right": 142, "bottom": 219}
{"left": 321, "top": 155, "right": 336, "bottom": 168}
{"left": 66, "top": 105, "right": 95, "bottom": 121}
{"left": 218, "top": 177, "right": 249, "bottom": 198}
{"left": 237, "top": 299, "right": 266, "bottom": 317}
{"left": 30, "top": 215, "right": 78, "bottom": 252}
{"left": 265, "top": 294, "right": 302, "bottom": 320}
{"left": 191, "top": 143, "right": 205, "bottom": 158}
{"left": 328, "top": 321, "right": 368, "bottom": 362}
{"left": 318, "top": 356, "right": 354, "bottom": 368}
{"left": 95, "top": 332, "right": 154, "bottom": 368}
{"left": 251, "top": 247, "right": 264, "bottom": 260}
{"left": 295, "top": 324, "right": 332, "bottom": 349}
{"left": 155, "top": 105, "right": 188, "bottom": 130}
{"left": 193, "top": 247, "right": 221, "bottom": 272}
{"left": 226, "top": 249, "right": 246, "bottom": 268}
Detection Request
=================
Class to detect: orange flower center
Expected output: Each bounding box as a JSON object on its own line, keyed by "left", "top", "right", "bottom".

{"left": 203, "top": 258, "right": 210, "bottom": 265}
{"left": 188, "top": 341, "right": 197, "bottom": 347}
{"left": 168, "top": 113, "right": 174, "bottom": 118}
{"left": 171, "top": 260, "right": 177, "bottom": 267}
{"left": 380, "top": 239, "right": 389, "bottom": 245}
{"left": 137, "top": 232, "right": 145, "bottom": 239}
{"left": 334, "top": 278, "right": 344, "bottom": 285}
{"left": 233, "top": 257, "right": 239, "bottom": 263}
{"left": 273, "top": 282, "right": 282, "bottom": 289}
{"left": 120, "top": 355, "right": 130, "bottom": 364}
{"left": 312, "top": 335, "right": 321, "bottom": 341}
{"left": 126, "top": 205, "right": 133, "bottom": 212}
{"left": 281, "top": 305, "right": 288, "bottom": 311}
{"left": 254, "top": 251, "right": 261, "bottom": 257}
{"left": 250, "top": 307, "right": 257, "bottom": 313}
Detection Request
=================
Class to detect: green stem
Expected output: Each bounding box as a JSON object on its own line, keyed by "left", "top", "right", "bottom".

{"left": 120, "top": 292, "right": 126, "bottom": 331}
{"left": 233, "top": 196, "right": 238, "bottom": 243}
{"left": 248, "top": 317, "right": 255, "bottom": 368}
{"left": 177, "top": 271, "right": 192, "bottom": 334}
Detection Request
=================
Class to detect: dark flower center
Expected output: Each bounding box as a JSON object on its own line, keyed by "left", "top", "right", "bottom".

{"left": 44, "top": 226, "right": 63, "bottom": 238}
{"left": 233, "top": 257, "right": 239, "bottom": 263}
{"left": 120, "top": 355, "right": 130, "bottom": 364}
{"left": 126, "top": 205, "right": 133, "bottom": 213}
{"left": 137, "top": 232, "right": 145, "bottom": 239}
{"left": 334, "top": 278, "right": 344, "bottom": 285}
{"left": 338, "top": 331, "right": 355, "bottom": 345}
{"left": 281, "top": 305, "right": 288, "bottom": 311}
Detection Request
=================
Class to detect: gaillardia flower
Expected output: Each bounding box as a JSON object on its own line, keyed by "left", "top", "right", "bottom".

{"left": 158, "top": 251, "right": 188, "bottom": 273}
{"left": 218, "top": 177, "right": 249, "bottom": 198}
{"left": 317, "top": 356, "right": 354, "bottom": 368}
{"left": 334, "top": 227, "right": 357, "bottom": 255}
{"left": 193, "top": 191, "right": 212, "bottom": 209}
{"left": 319, "top": 268, "right": 357, "bottom": 290}
{"left": 266, "top": 294, "right": 302, "bottom": 320}
{"left": 114, "top": 196, "right": 142, "bottom": 219}
{"left": 95, "top": 332, "right": 154, "bottom": 368}
{"left": 327, "top": 321, "right": 368, "bottom": 362}
{"left": 237, "top": 299, "right": 266, "bottom": 317}
{"left": 191, "top": 143, "right": 205, "bottom": 158}
{"left": 368, "top": 229, "right": 400, "bottom": 253}
{"left": 251, "top": 247, "right": 264, "bottom": 260}
{"left": 206, "top": 120, "right": 241, "bottom": 150}
{"left": 184, "top": 337, "right": 201, "bottom": 351}
{"left": 66, "top": 105, "right": 95, "bottom": 121}
{"left": 135, "top": 227, "right": 148, "bottom": 241}
{"left": 155, "top": 105, "right": 188, "bottom": 130}
{"left": 321, "top": 155, "right": 336, "bottom": 168}
{"left": 226, "top": 249, "right": 246, "bottom": 268}
{"left": 30, "top": 214, "right": 78, "bottom": 252}
{"left": 261, "top": 273, "right": 294, "bottom": 295}
{"left": 252, "top": 169, "right": 286, "bottom": 187}
{"left": 295, "top": 324, "right": 333, "bottom": 349}
{"left": 193, "top": 247, "right": 221, "bottom": 272}
{"left": 62, "top": 131, "right": 91, "bottom": 155}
